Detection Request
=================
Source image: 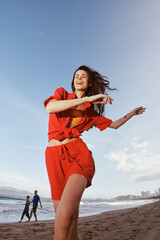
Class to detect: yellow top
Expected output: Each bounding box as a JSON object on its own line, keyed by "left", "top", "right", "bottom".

{"left": 67, "top": 108, "right": 84, "bottom": 128}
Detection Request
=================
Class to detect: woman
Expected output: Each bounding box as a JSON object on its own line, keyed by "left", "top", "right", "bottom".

{"left": 44, "top": 65, "right": 145, "bottom": 240}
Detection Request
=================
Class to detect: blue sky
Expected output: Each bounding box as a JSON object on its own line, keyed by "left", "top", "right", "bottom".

{"left": 0, "top": 0, "right": 160, "bottom": 198}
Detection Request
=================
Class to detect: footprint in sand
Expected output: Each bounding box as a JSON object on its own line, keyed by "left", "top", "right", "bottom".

{"left": 129, "top": 220, "right": 135, "bottom": 223}
{"left": 105, "top": 227, "right": 110, "bottom": 231}
{"left": 147, "top": 227, "right": 151, "bottom": 230}
{"left": 84, "top": 222, "right": 90, "bottom": 226}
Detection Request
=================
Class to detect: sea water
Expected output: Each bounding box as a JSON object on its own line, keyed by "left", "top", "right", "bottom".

{"left": 0, "top": 196, "right": 154, "bottom": 223}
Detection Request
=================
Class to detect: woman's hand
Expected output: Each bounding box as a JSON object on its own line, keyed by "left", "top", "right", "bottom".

{"left": 87, "top": 94, "right": 113, "bottom": 105}
{"left": 131, "top": 107, "right": 146, "bottom": 116}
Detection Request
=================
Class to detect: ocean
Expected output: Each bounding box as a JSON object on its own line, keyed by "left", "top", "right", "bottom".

{"left": 0, "top": 196, "right": 154, "bottom": 223}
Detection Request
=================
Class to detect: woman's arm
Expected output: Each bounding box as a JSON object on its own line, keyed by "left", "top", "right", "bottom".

{"left": 46, "top": 98, "right": 88, "bottom": 113}
{"left": 46, "top": 94, "right": 113, "bottom": 114}
{"left": 110, "top": 107, "right": 146, "bottom": 129}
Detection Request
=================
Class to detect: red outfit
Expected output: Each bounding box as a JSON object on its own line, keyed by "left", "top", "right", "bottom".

{"left": 44, "top": 87, "right": 112, "bottom": 200}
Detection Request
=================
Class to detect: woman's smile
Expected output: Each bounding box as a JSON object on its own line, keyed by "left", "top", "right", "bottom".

{"left": 74, "top": 69, "right": 89, "bottom": 92}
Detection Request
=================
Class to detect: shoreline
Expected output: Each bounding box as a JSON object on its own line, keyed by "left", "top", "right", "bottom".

{"left": 0, "top": 198, "right": 154, "bottom": 225}
{"left": 0, "top": 201, "right": 160, "bottom": 240}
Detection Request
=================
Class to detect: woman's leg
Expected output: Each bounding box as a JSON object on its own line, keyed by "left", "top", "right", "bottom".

{"left": 54, "top": 173, "right": 87, "bottom": 240}
{"left": 53, "top": 200, "right": 81, "bottom": 240}
{"left": 53, "top": 200, "right": 60, "bottom": 212}
{"left": 53, "top": 199, "right": 81, "bottom": 240}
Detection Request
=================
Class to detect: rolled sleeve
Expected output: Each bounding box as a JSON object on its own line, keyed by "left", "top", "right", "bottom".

{"left": 44, "top": 87, "right": 66, "bottom": 108}
{"left": 94, "top": 115, "right": 112, "bottom": 131}
{"left": 89, "top": 107, "right": 112, "bottom": 131}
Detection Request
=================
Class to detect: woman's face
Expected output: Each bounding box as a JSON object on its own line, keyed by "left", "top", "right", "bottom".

{"left": 74, "top": 70, "right": 90, "bottom": 92}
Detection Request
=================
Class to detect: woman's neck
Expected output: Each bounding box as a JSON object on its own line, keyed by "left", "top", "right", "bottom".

{"left": 75, "top": 90, "right": 86, "bottom": 98}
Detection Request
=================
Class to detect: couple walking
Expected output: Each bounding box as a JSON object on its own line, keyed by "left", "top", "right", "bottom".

{"left": 19, "top": 190, "right": 42, "bottom": 223}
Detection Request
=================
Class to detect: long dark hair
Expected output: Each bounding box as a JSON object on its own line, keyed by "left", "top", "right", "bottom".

{"left": 71, "top": 65, "right": 116, "bottom": 115}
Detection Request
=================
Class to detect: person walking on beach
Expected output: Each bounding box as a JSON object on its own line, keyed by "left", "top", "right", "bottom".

{"left": 18, "top": 195, "right": 30, "bottom": 223}
{"left": 44, "top": 65, "right": 146, "bottom": 240}
{"left": 28, "top": 190, "right": 42, "bottom": 222}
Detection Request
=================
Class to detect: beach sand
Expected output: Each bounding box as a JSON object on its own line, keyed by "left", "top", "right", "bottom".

{"left": 0, "top": 201, "right": 160, "bottom": 240}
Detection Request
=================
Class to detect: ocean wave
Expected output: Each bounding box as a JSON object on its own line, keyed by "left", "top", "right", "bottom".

{"left": 80, "top": 199, "right": 153, "bottom": 206}
{"left": 0, "top": 196, "right": 24, "bottom": 201}
{"left": 0, "top": 198, "right": 154, "bottom": 223}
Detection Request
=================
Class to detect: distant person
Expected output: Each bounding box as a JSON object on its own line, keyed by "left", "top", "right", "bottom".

{"left": 28, "top": 190, "right": 42, "bottom": 222}
{"left": 18, "top": 195, "right": 30, "bottom": 223}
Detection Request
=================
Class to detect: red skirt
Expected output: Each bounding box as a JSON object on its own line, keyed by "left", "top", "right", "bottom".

{"left": 45, "top": 138, "right": 95, "bottom": 200}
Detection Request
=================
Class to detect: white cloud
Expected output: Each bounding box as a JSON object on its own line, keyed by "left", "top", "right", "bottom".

{"left": 130, "top": 136, "right": 148, "bottom": 149}
{"left": 133, "top": 172, "right": 160, "bottom": 183}
{"left": 104, "top": 137, "right": 160, "bottom": 172}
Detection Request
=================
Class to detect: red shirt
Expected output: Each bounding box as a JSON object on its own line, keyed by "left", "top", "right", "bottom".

{"left": 44, "top": 87, "right": 112, "bottom": 142}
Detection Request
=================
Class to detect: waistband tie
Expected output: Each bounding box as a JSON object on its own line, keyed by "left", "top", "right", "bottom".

{"left": 54, "top": 128, "right": 81, "bottom": 141}
{"left": 64, "top": 128, "right": 81, "bottom": 138}
{"left": 60, "top": 145, "right": 75, "bottom": 163}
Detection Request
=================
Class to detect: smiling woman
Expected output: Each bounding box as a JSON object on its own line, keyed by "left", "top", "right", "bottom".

{"left": 71, "top": 65, "right": 116, "bottom": 115}
{"left": 44, "top": 65, "right": 146, "bottom": 240}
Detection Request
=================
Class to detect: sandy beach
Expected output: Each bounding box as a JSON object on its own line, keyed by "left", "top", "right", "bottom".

{"left": 0, "top": 201, "right": 160, "bottom": 240}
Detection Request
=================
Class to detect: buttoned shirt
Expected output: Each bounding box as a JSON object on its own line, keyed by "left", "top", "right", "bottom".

{"left": 44, "top": 87, "right": 112, "bottom": 141}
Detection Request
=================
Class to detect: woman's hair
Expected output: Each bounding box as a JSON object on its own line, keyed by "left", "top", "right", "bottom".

{"left": 71, "top": 65, "right": 116, "bottom": 115}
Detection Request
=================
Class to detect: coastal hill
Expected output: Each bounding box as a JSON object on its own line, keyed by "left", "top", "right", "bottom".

{"left": 0, "top": 186, "right": 33, "bottom": 199}
{"left": 0, "top": 186, "right": 139, "bottom": 201}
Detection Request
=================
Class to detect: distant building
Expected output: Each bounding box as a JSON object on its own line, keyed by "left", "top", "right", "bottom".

{"left": 141, "top": 188, "right": 160, "bottom": 198}
{"left": 141, "top": 191, "right": 147, "bottom": 197}
{"left": 146, "top": 191, "right": 151, "bottom": 196}
{"left": 129, "top": 195, "right": 134, "bottom": 199}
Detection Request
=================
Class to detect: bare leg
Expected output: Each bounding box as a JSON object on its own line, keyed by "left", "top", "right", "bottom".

{"left": 34, "top": 211, "right": 38, "bottom": 221}
{"left": 53, "top": 199, "right": 81, "bottom": 240}
{"left": 54, "top": 174, "right": 87, "bottom": 240}
{"left": 53, "top": 200, "right": 60, "bottom": 213}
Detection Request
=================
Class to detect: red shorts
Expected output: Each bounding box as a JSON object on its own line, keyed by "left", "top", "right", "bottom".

{"left": 45, "top": 138, "right": 95, "bottom": 200}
